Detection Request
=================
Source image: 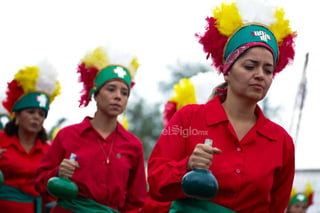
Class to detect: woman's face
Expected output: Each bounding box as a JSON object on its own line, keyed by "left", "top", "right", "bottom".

{"left": 95, "top": 80, "right": 129, "bottom": 118}
{"left": 287, "top": 202, "right": 308, "bottom": 213}
{"left": 16, "top": 108, "right": 46, "bottom": 133}
{"left": 224, "top": 46, "right": 274, "bottom": 103}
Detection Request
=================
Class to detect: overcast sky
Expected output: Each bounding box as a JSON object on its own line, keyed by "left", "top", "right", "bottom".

{"left": 0, "top": 0, "right": 319, "bottom": 169}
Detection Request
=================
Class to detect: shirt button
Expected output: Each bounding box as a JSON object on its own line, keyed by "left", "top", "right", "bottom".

{"left": 235, "top": 169, "right": 241, "bottom": 174}
{"left": 236, "top": 147, "right": 241, "bottom": 152}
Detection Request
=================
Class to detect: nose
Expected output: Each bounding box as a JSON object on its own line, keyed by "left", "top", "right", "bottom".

{"left": 253, "top": 67, "right": 265, "bottom": 80}
{"left": 114, "top": 89, "right": 122, "bottom": 99}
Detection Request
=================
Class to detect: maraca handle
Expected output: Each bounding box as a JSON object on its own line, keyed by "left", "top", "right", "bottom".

{"left": 204, "top": 138, "right": 213, "bottom": 146}
{"left": 69, "top": 153, "right": 77, "bottom": 161}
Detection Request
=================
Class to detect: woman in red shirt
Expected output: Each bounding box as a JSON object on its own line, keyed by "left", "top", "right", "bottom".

{"left": 35, "top": 45, "right": 147, "bottom": 213}
{"left": 0, "top": 61, "right": 61, "bottom": 213}
{"left": 147, "top": 0, "right": 297, "bottom": 212}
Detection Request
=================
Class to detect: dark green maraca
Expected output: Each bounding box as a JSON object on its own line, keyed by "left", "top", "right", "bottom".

{"left": 47, "top": 176, "right": 78, "bottom": 199}
{"left": 181, "top": 139, "right": 219, "bottom": 200}
{"left": 0, "top": 170, "right": 4, "bottom": 187}
{"left": 47, "top": 153, "right": 78, "bottom": 199}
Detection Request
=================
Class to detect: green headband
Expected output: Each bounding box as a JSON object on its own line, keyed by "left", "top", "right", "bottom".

{"left": 224, "top": 24, "right": 279, "bottom": 62}
{"left": 0, "top": 114, "right": 10, "bottom": 130}
{"left": 90, "top": 65, "right": 131, "bottom": 96}
{"left": 290, "top": 193, "right": 308, "bottom": 206}
{"left": 12, "top": 92, "right": 50, "bottom": 113}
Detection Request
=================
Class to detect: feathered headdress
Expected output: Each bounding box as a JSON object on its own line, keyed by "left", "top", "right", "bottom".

{"left": 290, "top": 181, "right": 314, "bottom": 207}
{"left": 77, "top": 46, "right": 139, "bottom": 107}
{"left": 0, "top": 90, "right": 10, "bottom": 129}
{"left": 2, "top": 60, "right": 61, "bottom": 115}
{"left": 163, "top": 72, "right": 216, "bottom": 127}
{"left": 196, "top": 0, "right": 296, "bottom": 75}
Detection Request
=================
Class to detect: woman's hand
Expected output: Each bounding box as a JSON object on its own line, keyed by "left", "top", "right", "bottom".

{"left": 187, "top": 143, "right": 222, "bottom": 170}
{"left": 58, "top": 158, "right": 80, "bottom": 178}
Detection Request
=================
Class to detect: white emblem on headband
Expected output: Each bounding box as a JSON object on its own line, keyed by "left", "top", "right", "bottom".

{"left": 252, "top": 30, "right": 271, "bottom": 42}
{"left": 37, "top": 94, "right": 48, "bottom": 107}
{"left": 113, "top": 67, "right": 127, "bottom": 78}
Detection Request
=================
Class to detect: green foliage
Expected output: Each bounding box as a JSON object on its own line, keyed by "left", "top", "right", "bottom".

{"left": 125, "top": 96, "right": 163, "bottom": 160}
{"left": 47, "top": 118, "right": 67, "bottom": 140}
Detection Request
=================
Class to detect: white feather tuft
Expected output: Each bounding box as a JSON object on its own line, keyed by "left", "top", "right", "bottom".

{"left": 36, "top": 59, "right": 59, "bottom": 95}
{"left": 236, "top": 0, "right": 277, "bottom": 26}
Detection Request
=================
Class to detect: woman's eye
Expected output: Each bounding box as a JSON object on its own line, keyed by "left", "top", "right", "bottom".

{"left": 264, "top": 70, "right": 273, "bottom": 75}
{"left": 245, "top": 65, "right": 255, "bottom": 70}
{"left": 107, "top": 87, "right": 115, "bottom": 92}
{"left": 121, "top": 91, "right": 129, "bottom": 96}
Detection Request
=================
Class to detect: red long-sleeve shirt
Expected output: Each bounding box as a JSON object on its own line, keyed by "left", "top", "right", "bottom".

{"left": 35, "top": 117, "right": 147, "bottom": 212}
{"left": 148, "top": 96, "right": 295, "bottom": 213}
{"left": 0, "top": 131, "right": 53, "bottom": 213}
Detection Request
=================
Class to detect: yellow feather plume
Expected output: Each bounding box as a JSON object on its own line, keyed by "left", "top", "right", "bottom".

{"left": 170, "top": 78, "right": 197, "bottom": 110}
{"left": 129, "top": 57, "right": 139, "bottom": 81}
{"left": 304, "top": 181, "right": 314, "bottom": 197}
{"left": 50, "top": 82, "right": 61, "bottom": 103}
{"left": 81, "top": 47, "right": 109, "bottom": 70}
{"left": 120, "top": 115, "right": 129, "bottom": 130}
{"left": 214, "top": 2, "right": 243, "bottom": 36}
{"left": 270, "top": 9, "right": 293, "bottom": 42}
{"left": 14, "top": 66, "right": 39, "bottom": 94}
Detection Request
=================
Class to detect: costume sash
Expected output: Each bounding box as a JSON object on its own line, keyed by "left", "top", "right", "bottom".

{"left": 0, "top": 184, "right": 42, "bottom": 213}
{"left": 57, "top": 195, "right": 120, "bottom": 213}
{"left": 169, "top": 198, "right": 235, "bottom": 213}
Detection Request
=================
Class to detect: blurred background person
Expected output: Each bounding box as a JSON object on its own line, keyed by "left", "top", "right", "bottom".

{"left": 286, "top": 181, "right": 314, "bottom": 213}
{"left": 0, "top": 60, "right": 61, "bottom": 213}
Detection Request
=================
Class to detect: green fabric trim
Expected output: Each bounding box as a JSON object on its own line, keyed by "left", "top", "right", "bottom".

{"left": 0, "top": 184, "right": 42, "bottom": 213}
{"left": 90, "top": 65, "right": 131, "bottom": 96}
{"left": 57, "top": 195, "right": 120, "bottom": 213}
{"left": 169, "top": 198, "right": 235, "bottom": 213}
{"left": 12, "top": 92, "right": 50, "bottom": 113}
{"left": 225, "top": 24, "right": 278, "bottom": 62}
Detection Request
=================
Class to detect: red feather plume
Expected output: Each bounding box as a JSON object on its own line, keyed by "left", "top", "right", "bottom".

{"left": 77, "top": 63, "right": 99, "bottom": 107}
{"left": 196, "top": 17, "right": 228, "bottom": 74}
{"left": 162, "top": 101, "right": 177, "bottom": 128}
{"left": 2, "top": 80, "right": 24, "bottom": 113}
{"left": 274, "top": 33, "right": 297, "bottom": 75}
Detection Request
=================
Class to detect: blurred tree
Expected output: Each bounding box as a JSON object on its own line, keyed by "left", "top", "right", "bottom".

{"left": 125, "top": 96, "right": 163, "bottom": 160}
{"left": 47, "top": 118, "right": 67, "bottom": 140}
{"left": 158, "top": 60, "right": 212, "bottom": 95}
{"left": 260, "top": 97, "right": 283, "bottom": 124}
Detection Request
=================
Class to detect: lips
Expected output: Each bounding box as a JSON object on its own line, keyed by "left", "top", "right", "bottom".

{"left": 250, "top": 84, "right": 264, "bottom": 90}
{"left": 110, "top": 104, "right": 121, "bottom": 110}
{"left": 30, "top": 122, "right": 41, "bottom": 129}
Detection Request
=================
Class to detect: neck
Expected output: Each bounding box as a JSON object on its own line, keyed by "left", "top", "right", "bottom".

{"left": 222, "top": 96, "right": 257, "bottom": 121}
{"left": 91, "top": 114, "right": 118, "bottom": 138}
{"left": 18, "top": 128, "right": 38, "bottom": 152}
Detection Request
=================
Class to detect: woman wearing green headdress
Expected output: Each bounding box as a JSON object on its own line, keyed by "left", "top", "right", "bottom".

{"left": 35, "top": 45, "right": 147, "bottom": 213}
{"left": 286, "top": 182, "right": 314, "bottom": 213}
{"left": 0, "top": 60, "right": 61, "bottom": 213}
{"left": 147, "top": 0, "right": 297, "bottom": 212}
